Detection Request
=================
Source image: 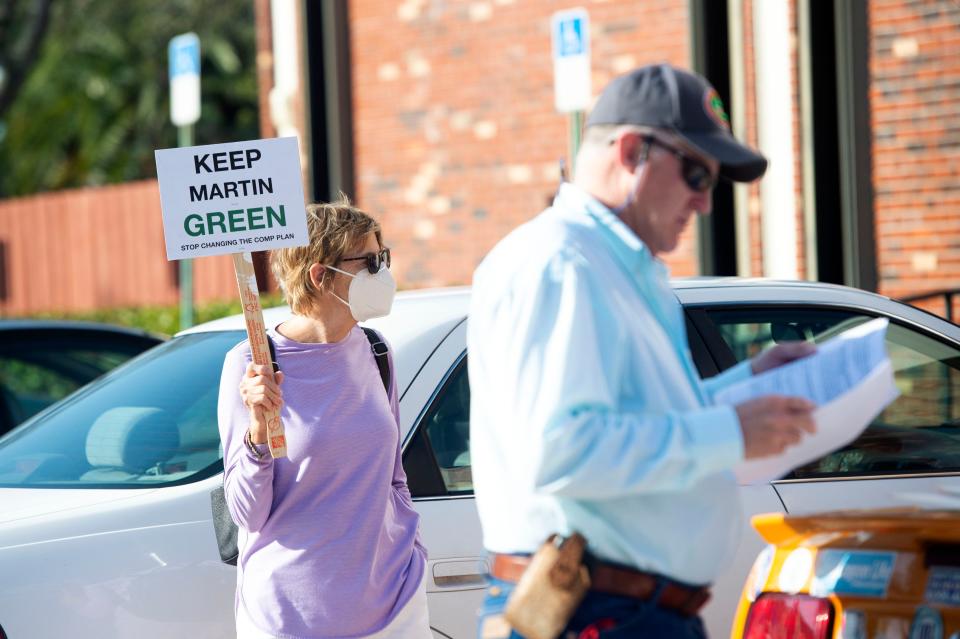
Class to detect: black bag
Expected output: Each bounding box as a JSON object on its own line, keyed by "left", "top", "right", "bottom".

{"left": 210, "top": 327, "right": 391, "bottom": 565}
{"left": 210, "top": 484, "right": 240, "bottom": 564}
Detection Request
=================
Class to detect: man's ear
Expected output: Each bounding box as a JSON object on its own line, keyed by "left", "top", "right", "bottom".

{"left": 618, "top": 132, "right": 647, "bottom": 171}
{"left": 308, "top": 263, "right": 326, "bottom": 291}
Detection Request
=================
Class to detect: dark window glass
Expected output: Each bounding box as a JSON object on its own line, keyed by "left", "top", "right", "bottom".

{"left": 0, "top": 332, "right": 243, "bottom": 488}
{"left": 706, "top": 308, "right": 960, "bottom": 478}
{"left": 403, "top": 356, "right": 472, "bottom": 496}
{"left": 0, "top": 330, "right": 160, "bottom": 432}
{"left": 0, "top": 357, "right": 80, "bottom": 425}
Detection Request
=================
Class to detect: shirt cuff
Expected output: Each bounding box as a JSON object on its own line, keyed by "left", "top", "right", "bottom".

{"left": 728, "top": 358, "right": 756, "bottom": 382}
{"left": 684, "top": 404, "right": 745, "bottom": 475}
{"left": 703, "top": 358, "right": 754, "bottom": 401}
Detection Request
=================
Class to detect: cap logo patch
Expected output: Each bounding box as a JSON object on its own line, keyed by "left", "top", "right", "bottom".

{"left": 704, "top": 88, "right": 730, "bottom": 130}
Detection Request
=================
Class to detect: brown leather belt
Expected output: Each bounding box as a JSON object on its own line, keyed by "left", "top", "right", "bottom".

{"left": 490, "top": 553, "right": 711, "bottom": 617}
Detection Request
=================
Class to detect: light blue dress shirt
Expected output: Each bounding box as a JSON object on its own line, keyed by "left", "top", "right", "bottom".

{"left": 467, "top": 183, "right": 753, "bottom": 585}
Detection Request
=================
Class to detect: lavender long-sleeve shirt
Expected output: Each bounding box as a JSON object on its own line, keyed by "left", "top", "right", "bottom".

{"left": 218, "top": 324, "right": 426, "bottom": 638}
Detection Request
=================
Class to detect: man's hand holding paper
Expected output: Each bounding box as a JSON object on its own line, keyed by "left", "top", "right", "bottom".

{"left": 718, "top": 317, "right": 899, "bottom": 483}
{"left": 750, "top": 340, "right": 818, "bottom": 375}
{"left": 736, "top": 395, "right": 816, "bottom": 459}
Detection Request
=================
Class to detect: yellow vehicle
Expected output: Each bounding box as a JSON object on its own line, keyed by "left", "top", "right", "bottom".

{"left": 731, "top": 509, "right": 960, "bottom": 639}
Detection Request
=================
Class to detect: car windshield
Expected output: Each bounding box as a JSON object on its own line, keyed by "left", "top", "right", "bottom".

{"left": 0, "top": 331, "right": 244, "bottom": 488}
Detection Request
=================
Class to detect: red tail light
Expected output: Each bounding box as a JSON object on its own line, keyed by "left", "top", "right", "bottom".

{"left": 743, "top": 593, "right": 834, "bottom": 639}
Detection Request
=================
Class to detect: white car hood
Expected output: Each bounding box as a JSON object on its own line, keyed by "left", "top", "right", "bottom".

{"left": 0, "top": 488, "right": 155, "bottom": 526}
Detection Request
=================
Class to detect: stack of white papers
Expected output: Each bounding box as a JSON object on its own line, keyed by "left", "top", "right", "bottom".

{"left": 714, "top": 317, "right": 900, "bottom": 484}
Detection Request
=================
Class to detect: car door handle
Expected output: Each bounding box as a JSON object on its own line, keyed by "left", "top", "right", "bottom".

{"left": 431, "top": 559, "right": 489, "bottom": 589}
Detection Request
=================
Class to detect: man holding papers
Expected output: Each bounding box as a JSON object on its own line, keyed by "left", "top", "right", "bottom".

{"left": 720, "top": 317, "right": 899, "bottom": 484}
{"left": 468, "top": 64, "right": 821, "bottom": 638}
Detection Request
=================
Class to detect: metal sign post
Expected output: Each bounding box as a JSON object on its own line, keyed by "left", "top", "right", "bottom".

{"left": 177, "top": 124, "right": 195, "bottom": 331}
{"left": 568, "top": 110, "right": 584, "bottom": 167}
{"left": 551, "top": 8, "right": 591, "bottom": 170}
{"left": 169, "top": 32, "right": 201, "bottom": 330}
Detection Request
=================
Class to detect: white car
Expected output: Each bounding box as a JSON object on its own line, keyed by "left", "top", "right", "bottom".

{"left": 2, "top": 280, "right": 960, "bottom": 639}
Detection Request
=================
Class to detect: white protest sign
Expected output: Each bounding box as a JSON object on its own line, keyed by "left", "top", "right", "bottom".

{"left": 155, "top": 137, "right": 309, "bottom": 260}
{"left": 155, "top": 136, "right": 308, "bottom": 458}
{"left": 551, "top": 8, "right": 591, "bottom": 113}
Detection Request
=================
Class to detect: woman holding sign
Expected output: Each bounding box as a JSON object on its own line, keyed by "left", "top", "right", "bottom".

{"left": 217, "top": 199, "right": 430, "bottom": 638}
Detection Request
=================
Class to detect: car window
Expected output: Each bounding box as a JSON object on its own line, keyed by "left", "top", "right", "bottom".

{"left": 0, "top": 349, "right": 137, "bottom": 424}
{"left": 705, "top": 307, "right": 960, "bottom": 479}
{"left": 403, "top": 356, "right": 472, "bottom": 497}
{"left": 0, "top": 356, "right": 80, "bottom": 425}
{"left": 0, "top": 331, "right": 243, "bottom": 488}
{"left": 0, "top": 331, "right": 161, "bottom": 433}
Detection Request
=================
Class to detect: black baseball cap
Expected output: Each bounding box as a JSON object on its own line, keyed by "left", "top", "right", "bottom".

{"left": 586, "top": 64, "right": 767, "bottom": 183}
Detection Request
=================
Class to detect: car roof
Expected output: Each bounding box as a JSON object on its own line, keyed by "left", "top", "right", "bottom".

{"left": 178, "top": 278, "right": 863, "bottom": 334}
{"left": 178, "top": 287, "right": 472, "bottom": 394}
{"left": 0, "top": 319, "right": 164, "bottom": 341}
{"left": 179, "top": 286, "right": 471, "bottom": 338}
{"left": 178, "top": 278, "right": 958, "bottom": 338}
{"left": 671, "top": 276, "right": 849, "bottom": 290}
{"left": 673, "top": 277, "right": 960, "bottom": 341}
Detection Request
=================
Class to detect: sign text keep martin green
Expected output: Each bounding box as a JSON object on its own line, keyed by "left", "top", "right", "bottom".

{"left": 155, "top": 137, "right": 309, "bottom": 260}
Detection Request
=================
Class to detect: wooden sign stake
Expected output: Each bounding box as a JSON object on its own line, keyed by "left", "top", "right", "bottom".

{"left": 232, "top": 251, "right": 286, "bottom": 458}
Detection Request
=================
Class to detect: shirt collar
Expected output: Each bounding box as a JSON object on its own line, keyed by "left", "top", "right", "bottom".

{"left": 553, "top": 182, "right": 668, "bottom": 279}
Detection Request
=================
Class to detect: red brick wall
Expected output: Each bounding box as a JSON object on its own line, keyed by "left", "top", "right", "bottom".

{"left": 349, "top": 0, "right": 696, "bottom": 288}
{"left": 871, "top": 0, "right": 960, "bottom": 318}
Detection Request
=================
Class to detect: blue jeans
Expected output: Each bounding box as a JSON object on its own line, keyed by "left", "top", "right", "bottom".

{"left": 477, "top": 576, "right": 708, "bottom": 639}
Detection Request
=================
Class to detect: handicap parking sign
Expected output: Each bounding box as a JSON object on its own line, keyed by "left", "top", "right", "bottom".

{"left": 556, "top": 14, "right": 586, "bottom": 57}
{"left": 169, "top": 32, "right": 201, "bottom": 126}
{"left": 550, "top": 8, "right": 591, "bottom": 112}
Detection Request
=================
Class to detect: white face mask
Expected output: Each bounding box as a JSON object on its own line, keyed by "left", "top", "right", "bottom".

{"left": 326, "top": 263, "right": 397, "bottom": 321}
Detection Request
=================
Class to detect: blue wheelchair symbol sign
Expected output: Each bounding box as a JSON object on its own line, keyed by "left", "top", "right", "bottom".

{"left": 550, "top": 9, "right": 591, "bottom": 112}
{"left": 555, "top": 15, "right": 586, "bottom": 57}
{"left": 169, "top": 33, "right": 200, "bottom": 80}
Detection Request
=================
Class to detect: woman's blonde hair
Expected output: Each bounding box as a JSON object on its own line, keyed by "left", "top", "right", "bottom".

{"left": 270, "top": 196, "right": 382, "bottom": 314}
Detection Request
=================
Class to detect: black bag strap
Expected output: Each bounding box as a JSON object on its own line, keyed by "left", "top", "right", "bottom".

{"left": 361, "top": 326, "right": 391, "bottom": 396}
{"left": 264, "top": 328, "right": 390, "bottom": 395}
{"left": 267, "top": 336, "right": 280, "bottom": 373}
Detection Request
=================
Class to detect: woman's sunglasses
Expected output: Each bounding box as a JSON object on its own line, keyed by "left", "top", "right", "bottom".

{"left": 340, "top": 247, "right": 392, "bottom": 274}
{"left": 643, "top": 136, "right": 719, "bottom": 193}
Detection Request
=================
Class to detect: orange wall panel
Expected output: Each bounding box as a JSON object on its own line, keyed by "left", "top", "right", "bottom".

{"left": 0, "top": 180, "right": 242, "bottom": 315}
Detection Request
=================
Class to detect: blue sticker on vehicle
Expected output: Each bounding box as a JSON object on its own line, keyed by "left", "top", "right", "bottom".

{"left": 811, "top": 549, "right": 896, "bottom": 598}
{"left": 909, "top": 606, "right": 944, "bottom": 639}
{"left": 925, "top": 566, "right": 960, "bottom": 607}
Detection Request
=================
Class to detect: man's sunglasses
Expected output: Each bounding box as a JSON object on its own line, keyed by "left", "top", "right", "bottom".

{"left": 642, "top": 136, "right": 719, "bottom": 193}
{"left": 340, "top": 247, "right": 391, "bottom": 274}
